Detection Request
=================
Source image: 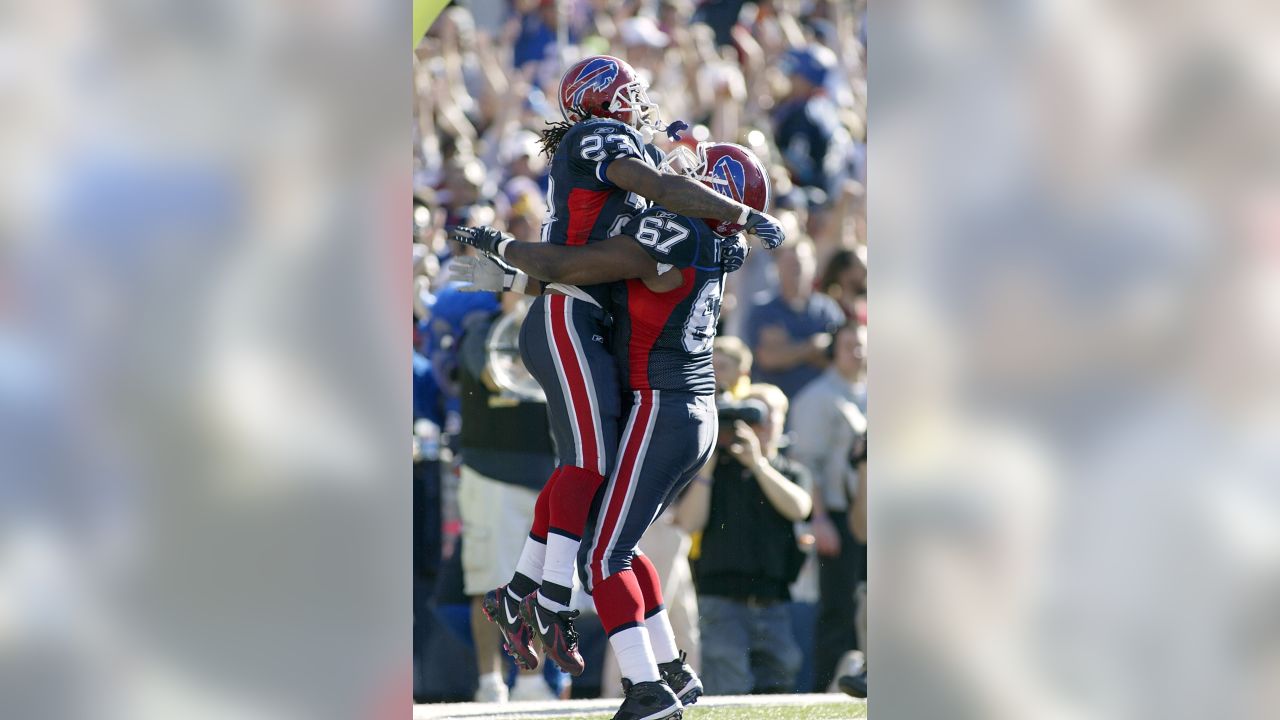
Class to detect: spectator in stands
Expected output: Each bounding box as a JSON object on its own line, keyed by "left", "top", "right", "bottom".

{"left": 683, "top": 384, "right": 813, "bottom": 695}
{"left": 744, "top": 235, "right": 846, "bottom": 399}
{"left": 773, "top": 45, "right": 853, "bottom": 200}
{"left": 712, "top": 335, "right": 753, "bottom": 400}
{"left": 695, "top": 0, "right": 748, "bottom": 47}
{"left": 508, "top": 0, "right": 559, "bottom": 70}
{"left": 816, "top": 247, "right": 868, "bottom": 331}
{"left": 788, "top": 322, "right": 867, "bottom": 692}
{"left": 456, "top": 292, "right": 564, "bottom": 702}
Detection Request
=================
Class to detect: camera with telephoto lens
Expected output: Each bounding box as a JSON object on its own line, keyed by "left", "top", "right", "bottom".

{"left": 715, "top": 397, "right": 769, "bottom": 451}
{"left": 716, "top": 397, "right": 768, "bottom": 426}
{"left": 716, "top": 394, "right": 762, "bottom": 422}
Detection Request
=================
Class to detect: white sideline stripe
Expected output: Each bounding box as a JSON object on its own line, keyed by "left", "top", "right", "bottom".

{"left": 413, "top": 693, "right": 862, "bottom": 719}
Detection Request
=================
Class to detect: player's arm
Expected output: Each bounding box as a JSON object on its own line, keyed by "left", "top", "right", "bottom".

{"left": 505, "top": 236, "right": 684, "bottom": 292}
{"left": 453, "top": 226, "right": 681, "bottom": 290}
{"left": 605, "top": 158, "right": 785, "bottom": 248}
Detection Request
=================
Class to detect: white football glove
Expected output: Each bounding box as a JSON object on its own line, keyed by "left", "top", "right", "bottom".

{"left": 449, "top": 254, "right": 529, "bottom": 294}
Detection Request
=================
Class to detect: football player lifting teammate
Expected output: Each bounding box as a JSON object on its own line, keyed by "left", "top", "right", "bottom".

{"left": 456, "top": 142, "right": 773, "bottom": 720}
{"left": 454, "top": 53, "right": 786, "bottom": 689}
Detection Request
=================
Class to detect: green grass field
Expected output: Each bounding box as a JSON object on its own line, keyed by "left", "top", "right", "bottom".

{"left": 541, "top": 700, "right": 866, "bottom": 720}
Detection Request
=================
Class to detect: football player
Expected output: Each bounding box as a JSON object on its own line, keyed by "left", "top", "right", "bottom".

{"left": 455, "top": 142, "right": 770, "bottom": 720}
{"left": 464, "top": 54, "right": 786, "bottom": 683}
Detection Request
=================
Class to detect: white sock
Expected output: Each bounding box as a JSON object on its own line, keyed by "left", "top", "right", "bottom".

{"left": 644, "top": 609, "right": 680, "bottom": 665}
{"left": 538, "top": 533, "right": 579, "bottom": 611}
{"left": 610, "top": 626, "right": 660, "bottom": 683}
{"left": 514, "top": 536, "right": 547, "bottom": 586}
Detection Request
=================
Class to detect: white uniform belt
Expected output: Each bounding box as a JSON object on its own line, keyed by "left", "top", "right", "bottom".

{"left": 545, "top": 282, "right": 602, "bottom": 308}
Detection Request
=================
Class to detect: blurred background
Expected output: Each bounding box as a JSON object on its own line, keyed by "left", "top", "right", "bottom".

{"left": 0, "top": 1, "right": 407, "bottom": 719}
{"left": 412, "top": 0, "right": 869, "bottom": 705}
{"left": 871, "top": 1, "right": 1280, "bottom": 719}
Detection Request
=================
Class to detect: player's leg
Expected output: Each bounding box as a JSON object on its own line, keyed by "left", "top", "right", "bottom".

{"left": 635, "top": 392, "right": 716, "bottom": 669}
{"left": 633, "top": 551, "right": 704, "bottom": 705}
{"left": 509, "top": 294, "right": 620, "bottom": 675}
{"left": 501, "top": 295, "right": 614, "bottom": 596}
{"left": 497, "top": 299, "right": 573, "bottom": 602}
{"left": 504, "top": 469, "right": 558, "bottom": 598}
{"left": 646, "top": 394, "right": 714, "bottom": 704}
{"left": 481, "top": 469, "right": 559, "bottom": 669}
{"left": 537, "top": 294, "right": 621, "bottom": 613}
{"left": 481, "top": 296, "right": 577, "bottom": 667}
{"left": 583, "top": 390, "right": 707, "bottom": 712}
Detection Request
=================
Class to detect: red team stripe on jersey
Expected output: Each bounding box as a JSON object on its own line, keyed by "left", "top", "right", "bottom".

{"left": 566, "top": 188, "right": 612, "bottom": 245}
{"left": 590, "top": 389, "right": 656, "bottom": 582}
{"left": 548, "top": 294, "right": 600, "bottom": 471}
{"left": 624, "top": 269, "right": 696, "bottom": 390}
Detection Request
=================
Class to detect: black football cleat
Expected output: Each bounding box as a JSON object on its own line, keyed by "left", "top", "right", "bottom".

{"left": 613, "top": 679, "right": 683, "bottom": 720}
{"left": 657, "top": 650, "right": 703, "bottom": 706}
{"left": 519, "top": 593, "right": 586, "bottom": 676}
{"left": 481, "top": 586, "right": 538, "bottom": 670}
{"left": 838, "top": 668, "right": 868, "bottom": 698}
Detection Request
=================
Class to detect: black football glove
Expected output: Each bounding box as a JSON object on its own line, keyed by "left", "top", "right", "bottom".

{"left": 720, "top": 234, "right": 749, "bottom": 273}
{"left": 742, "top": 210, "right": 785, "bottom": 249}
{"left": 451, "top": 225, "right": 511, "bottom": 256}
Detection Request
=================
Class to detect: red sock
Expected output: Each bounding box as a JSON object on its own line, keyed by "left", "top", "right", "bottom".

{"left": 529, "top": 467, "right": 561, "bottom": 541}
{"left": 548, "top": 465, "right": 606, "bottom": 538}
{"left": 592, "top": 569, "right": 645, "bottom": 636}
{"left": 631, "top": 553, "right": 664, "bottom": 617}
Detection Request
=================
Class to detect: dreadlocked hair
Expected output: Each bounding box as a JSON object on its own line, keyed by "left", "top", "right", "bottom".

{"left": 539, "top": 120, "right": 576, "bottom": 160}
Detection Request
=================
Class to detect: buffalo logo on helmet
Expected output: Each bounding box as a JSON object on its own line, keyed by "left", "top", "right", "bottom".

{"left": 563, "top": 58, "right": 619, "bottom": 111}
{"left": 709, "top": 155, "right": 747, "bottom": 204}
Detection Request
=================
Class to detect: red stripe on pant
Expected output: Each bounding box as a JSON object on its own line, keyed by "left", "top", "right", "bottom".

{"left": 547, "top": 294, "right": 600, "bottom": 473}
{"left": 590, "top": 390, "right": 655, "bottom": 586}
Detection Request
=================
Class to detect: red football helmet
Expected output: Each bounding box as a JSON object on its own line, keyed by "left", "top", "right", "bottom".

{"left": 661, "top": 142, "right": 772, "bottom": 236}
{"left": 558, "top": 55, "right": 661, "bottom": 133}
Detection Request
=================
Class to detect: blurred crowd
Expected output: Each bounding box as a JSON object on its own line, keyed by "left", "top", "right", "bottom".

{"left": 412, "top": 0, "right": 868, "bottom": 703}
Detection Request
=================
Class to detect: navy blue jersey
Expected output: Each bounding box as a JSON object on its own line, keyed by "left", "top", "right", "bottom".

{"left": 542, "top": 118, "right": 653, "bottom": 308}
{"left": 611, "top": 207, "right": 726, "bottom": 395}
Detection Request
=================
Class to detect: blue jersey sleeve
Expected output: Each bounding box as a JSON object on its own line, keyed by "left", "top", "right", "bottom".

{"left": 564, "top": 119, "right": 647, "bottom": 188}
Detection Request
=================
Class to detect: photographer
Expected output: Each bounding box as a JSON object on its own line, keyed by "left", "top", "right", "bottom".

{"left": 677, "top": 384, "right": 813, "bottom": 695}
